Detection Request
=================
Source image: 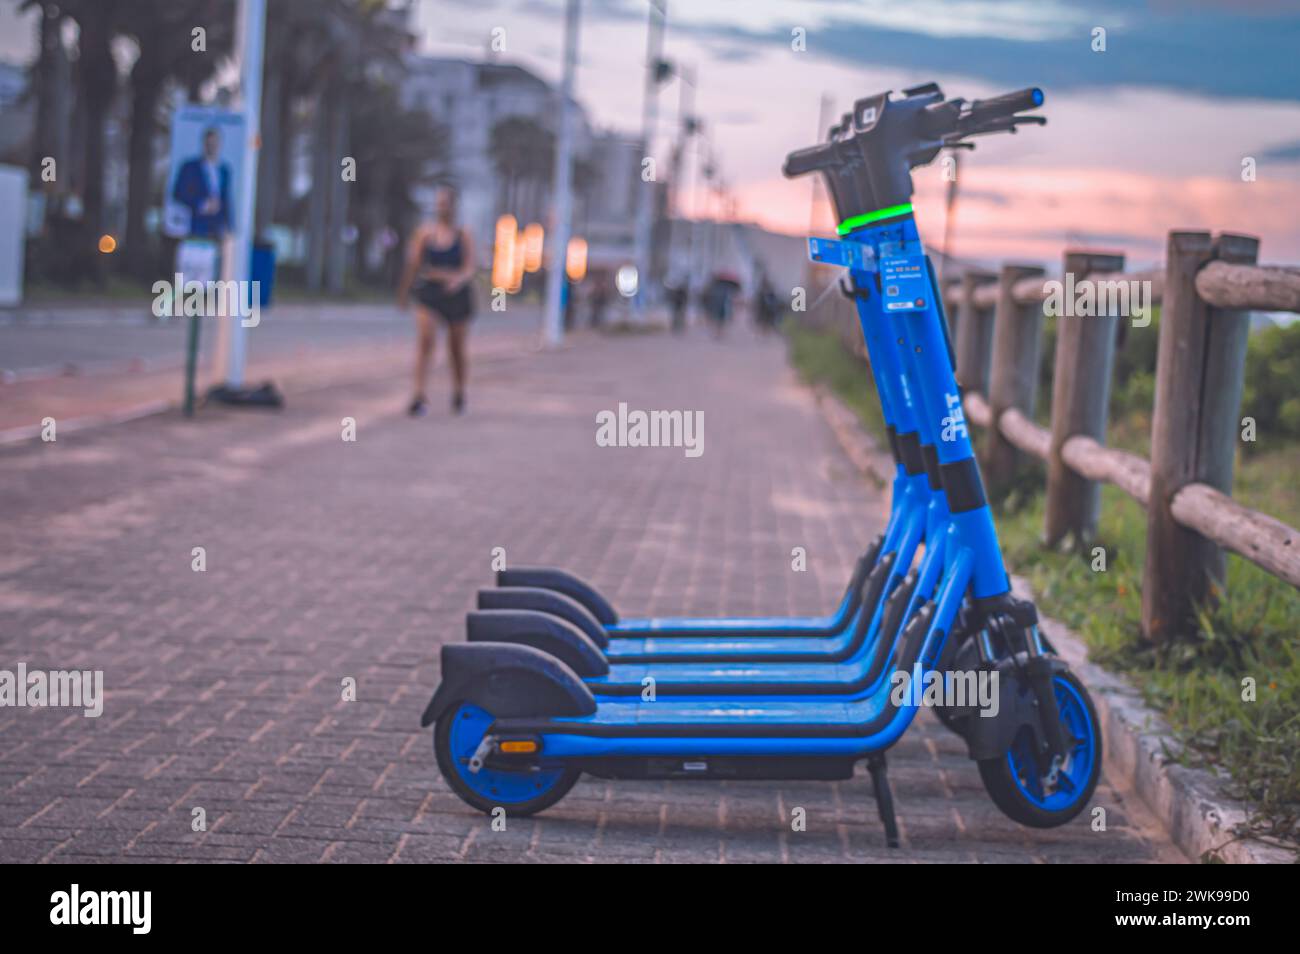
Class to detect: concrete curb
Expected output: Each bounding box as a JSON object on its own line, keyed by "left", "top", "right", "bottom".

{"left": 0, "top": 335, "right": 535, "bottom": 449}
{"left": 0, "top": 399, "right": 174, "bottom": 446}
{"left": 813, "top": 383, "right": 1294, "bottom": 865}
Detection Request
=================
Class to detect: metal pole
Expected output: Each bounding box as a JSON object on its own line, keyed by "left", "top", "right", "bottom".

{"left": 938, "top": 149, "right": 960, "bottom": 285}
{"left": 543, "top": 0, "right": 581, "bottom": 347}
{"left": 183, "top": 314, "right": 200, "bottom": 416}
{"left": 631, "top": 0, "right": 665, "bottom": 320}
{"left": 805, "top": 93, "right": 832, "bottom": 292}
{"left": 225, "top": 0, "right": 266, "bottom": 387}
{"left": 666, "top": 65, "right": 693, "bottom": 291}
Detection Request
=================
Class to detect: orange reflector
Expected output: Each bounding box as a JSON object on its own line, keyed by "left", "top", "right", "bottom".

{"left": 499, "top": 740, "right": 538, "bottom": 754}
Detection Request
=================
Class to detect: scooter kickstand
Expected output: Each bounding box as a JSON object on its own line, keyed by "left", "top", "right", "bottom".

{"left": 866, "top": 753, "right": 900, "bottom": 848}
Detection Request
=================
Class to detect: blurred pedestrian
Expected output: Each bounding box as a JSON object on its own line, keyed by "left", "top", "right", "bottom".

{"left": 590, "top": 273, "right": 610, "bottom": 328}
{"left": 755, "top": 273, "right": 780, "bottom": 334}
{"left": 704, "top": 274, "right": 737, "bottom": 339}
{"left": 667, "top": 278, "right": 689, "bottom": 334}
{"left": 398, "top": 186, "right": 477, "bottom": 416}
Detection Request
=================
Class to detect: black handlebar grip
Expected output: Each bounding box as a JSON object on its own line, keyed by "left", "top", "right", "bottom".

{"left": 782, "top": 141, "right": 835, "bottom": 179}
{"left": 965, "top": 87, "right": 1044, "bottom": 124}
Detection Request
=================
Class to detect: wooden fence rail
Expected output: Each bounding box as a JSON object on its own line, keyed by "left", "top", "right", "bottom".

{"left": 938, "top": 229, "right": 1300, "bottom": 642}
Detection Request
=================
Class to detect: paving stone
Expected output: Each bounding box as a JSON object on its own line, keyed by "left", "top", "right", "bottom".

{"left": 0, "top": 323, "right": 1182, "bottom": 863}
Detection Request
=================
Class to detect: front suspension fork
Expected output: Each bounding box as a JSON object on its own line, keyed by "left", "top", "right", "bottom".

{"left": 1022, "top": 625, "right": 1070, "bottom": 766}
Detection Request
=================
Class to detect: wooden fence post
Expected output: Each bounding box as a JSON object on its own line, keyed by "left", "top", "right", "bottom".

{"left": 1043, "top": 250, "right": 1125, "bottom": 548}
{"left": 1141, "top": 232, "right": 1258, "bottom": 642}
{"left": 984, "top": 264, "right": 1046, "bottom": 492}
{"left": 942, "top": 278, "right": 962, "bottom": 341}
{"left": 954, "top": 269, "right": 996, "bottom": 394}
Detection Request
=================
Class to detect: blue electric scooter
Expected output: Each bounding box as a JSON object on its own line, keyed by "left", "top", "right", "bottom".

{"left": 484, "top": 105, "right": 960, "bottom": 663}
{"left": 423, "top": 83, "right": 1102, "bottom": 843}
{"left": 464, "top": 103, "right": 965, "bottom": 674}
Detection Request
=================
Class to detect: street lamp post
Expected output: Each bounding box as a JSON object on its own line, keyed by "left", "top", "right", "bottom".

{"left": 224, "top": 0, "right": 266, "bottom": 389}
{"left": 542, "top": 0, "right": 581, "bottom": 347}
{"left": 631, "top": 0, "right": 666, "bottom": 321}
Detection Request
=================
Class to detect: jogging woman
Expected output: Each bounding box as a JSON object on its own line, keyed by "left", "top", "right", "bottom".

{"left": 398, "top": 186, "right": 477, "bottom": 416}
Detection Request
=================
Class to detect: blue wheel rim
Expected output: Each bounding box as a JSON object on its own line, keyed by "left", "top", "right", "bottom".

{"left": 444, "top": 703, "right": 567, "bottom": 804}
{"left": 1006, "top": 676, "right": 1095, "bottom": 813}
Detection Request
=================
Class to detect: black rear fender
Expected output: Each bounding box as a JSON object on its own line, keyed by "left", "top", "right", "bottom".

{"left": 420, "top": 642, "right": 597, "bottom": 728}
{"left": 476, "top": 587, "right": 609, "bottom": 648}
{"left": 466, "top": 609, "right": 609, "bottom": 678}
{"left": 496, "top": 566, "right": 618, "bottom": 625}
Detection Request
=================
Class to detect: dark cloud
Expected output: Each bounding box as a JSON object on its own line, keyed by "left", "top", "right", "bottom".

{"left": 1256, "top": 139, "right": 1300, "bottom": 161}
{"left": 667, "top": 4, "right": 1300, "bottom": 103}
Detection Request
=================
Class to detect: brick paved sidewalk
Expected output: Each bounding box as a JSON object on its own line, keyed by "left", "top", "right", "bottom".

{"left": 0, "top": 301, "right": 538, "bottom": 435}
{"left": 0, "top": 324, "right": 1184, "bottom": 863}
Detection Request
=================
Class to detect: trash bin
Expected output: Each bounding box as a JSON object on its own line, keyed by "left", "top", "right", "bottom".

{"left": 250, "top": 241, "right": 276, "bottom": 308}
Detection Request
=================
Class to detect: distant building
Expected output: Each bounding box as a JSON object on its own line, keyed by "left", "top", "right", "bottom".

{"left": 0, "top": 62, "right": 32, "bottom": 163}
{"left": 580, "top": 131, "right": 641, "bottom": 274}
{"left": 400, "top": 54, "right": 640, "bottom": 276}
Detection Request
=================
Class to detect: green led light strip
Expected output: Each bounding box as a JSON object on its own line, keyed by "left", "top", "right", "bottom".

{"left": 836, "top": 203, "right": 914, "bottom": 235}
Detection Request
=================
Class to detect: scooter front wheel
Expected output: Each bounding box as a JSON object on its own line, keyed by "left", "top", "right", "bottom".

{"left": 977, "top": 670, "right": 1101, "bottom": 828}
{"left": 434, "top": 702, "right": 580, "bottom": 816}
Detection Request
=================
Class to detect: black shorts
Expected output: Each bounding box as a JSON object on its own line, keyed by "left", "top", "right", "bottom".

{"left": 415, "top": 282, "right": 474, "bottom": 323}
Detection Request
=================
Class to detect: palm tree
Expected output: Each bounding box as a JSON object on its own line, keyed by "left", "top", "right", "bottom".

{"left": 34, "top": 0, "right": 123, "bottom": 282}
{"left": 349, "top": 83, "right": 449, "bottom": 285}
{"left": 276, "top": 0, "right": 411, "bottom": 292}
{"left": 25, "top": 1, "right": 68, "bottom": 188}
{"left": 118, "top": 0, "right": 232, "bottom": 278}
{"left": 489, "top": 116, "right": 555, "bottom": 224}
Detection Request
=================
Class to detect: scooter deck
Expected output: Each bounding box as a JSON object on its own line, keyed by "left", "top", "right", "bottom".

{"left": 494, "top": 605, "right": 928, "bottom": 742}
{"left": 499, "top": 540, "right": 881, "bottom": 638}
{"left": 589, "top": 592, "right": 905, "bottom": 696}
{"left": 603, "top": 629, "right": 856, "bottom": 662}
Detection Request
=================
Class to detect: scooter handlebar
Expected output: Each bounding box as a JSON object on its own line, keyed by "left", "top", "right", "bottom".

{"left": 783, "top": 141, "right": 837, "bottom": 179}
{"left": 964, "top": 87, "right": 1044, "bottom": 126}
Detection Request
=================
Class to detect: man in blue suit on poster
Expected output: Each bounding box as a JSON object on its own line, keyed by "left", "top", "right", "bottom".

{"left": 171, "top": 126, "right": 232, "bottom": 239}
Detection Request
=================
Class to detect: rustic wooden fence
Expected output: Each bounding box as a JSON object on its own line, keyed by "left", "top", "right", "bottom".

{"left": 936, "top": 230, "right": 1300, "bottom": 642}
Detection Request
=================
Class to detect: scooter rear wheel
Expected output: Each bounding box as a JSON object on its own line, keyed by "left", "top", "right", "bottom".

{"left": 977, "top": 670, "right": 1101, "bottom": 828}
{"left": 434, "top": 702, "right": 580, "bottom": 816}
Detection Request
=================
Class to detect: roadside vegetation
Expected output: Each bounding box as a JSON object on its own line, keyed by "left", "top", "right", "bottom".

{"left": 787, "top": 317, "right": 1300, "bottom": 852}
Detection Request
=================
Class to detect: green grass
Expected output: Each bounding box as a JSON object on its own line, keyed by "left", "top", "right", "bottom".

{"left": 787, "top": 320, "right": 1300, "bottom": 852}
{"left": 24, "top": 274, "right": 159, "bottom": 305}
{"left": 787, "top": 321, "right": 887, "bottom": 441}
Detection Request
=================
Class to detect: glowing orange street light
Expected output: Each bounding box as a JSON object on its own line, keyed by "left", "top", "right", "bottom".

{"left": 522, "top": 222, "right": 544, "bottom": 273}
{"left": 491, "top": 214, "right": 518, "bottom": 289}
{"left": 565, "top": 236, "right": 588, "bottom": 282}
{"left": 98, "top": 234, "right": 117, "bottom": 254}
{"left": 508, "top": 233, "right": 527, "bottom": 293}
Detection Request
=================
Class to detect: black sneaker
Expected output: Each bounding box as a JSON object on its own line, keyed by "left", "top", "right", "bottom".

{"left": 408, "top": 395, "right": 428, "bottom": 417}
{"left": 452, "top": 392, "right": 465, "bottom": 415}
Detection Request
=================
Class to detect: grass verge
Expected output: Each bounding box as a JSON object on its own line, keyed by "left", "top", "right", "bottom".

{"left": 787, "top": 320, "right": 1300, "bottom": 852}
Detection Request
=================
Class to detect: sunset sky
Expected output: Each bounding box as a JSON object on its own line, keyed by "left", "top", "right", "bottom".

{"left": 418, "top": 0, "right": 1300, "bottom": 269}
{"left": 2, "top": 0, "right": 1296, "bottom": 269}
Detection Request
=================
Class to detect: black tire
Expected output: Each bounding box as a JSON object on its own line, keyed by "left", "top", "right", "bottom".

{"left": 434, "top": 702, "right": 581, "bottom": 817}
{"left": 977, "top": 670, "right": 1102, "bottom": 828}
